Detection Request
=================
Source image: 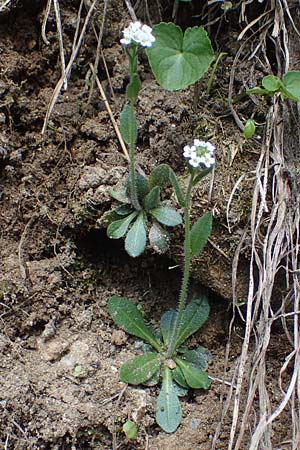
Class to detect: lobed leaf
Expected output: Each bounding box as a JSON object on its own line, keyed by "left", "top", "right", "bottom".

{"left": 107, "top": 296, "right": 161, "bottom": 350}
{"left": 156, "top": 368, "right": 182, "bottom": 433}
{"left": 190, "top": 211, "right": 212, "bottom": 256}
{"left": 125, "top": 213, "right": 147, "bottom": 257}
{"left": 150, "top": 206, "right": 182, "bottom": 227}
{"left": 120, "top": 353, "right": 161, "bottom": 385}
{"left": 175, "top": 297, "right": 210, "bottom": 349}
{"left": 107, "top": 211, "right": 138, "bottom": 239}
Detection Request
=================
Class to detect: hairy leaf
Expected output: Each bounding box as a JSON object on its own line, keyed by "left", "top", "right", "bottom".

{"left": 108, "top": 184, "right": 130, "bottom": 204}
{"left": 126, "top": 73, "right": 141, "bottom": 102}
{"left": 147, "top": 23, "right": 214, "bottom": 91}
{"left": 125, "top": 213, "right": 147, "bottom": 257}
{"left": 156, "top": 368, "right": 182, "bottom": 433}
{"left": 175, "top": 297, "right": 210, "bottom": 349}
{"left": 160, "top": 309, "right": 177, "bottom": 346}
{"left": 172, "top": 365, "right": 189, "bottom": 388}
{"left": 143, "top": 186, "right": 160, "bottom": 210}
{"left": 149, "top": 222, "right": 170, "bottom": 254}
{"left": 120, "top": 353, "right": 161, "bottom": 385}
{"left": 175, "top": 358, "right": 211, "bottom": 389}
{"left": 120, "top": 104, "right": 137, "bottom": 146}
{"left": 107, "top": 297, "right": 161, "bottom": 351}
{"left": 182, "top": 346, "right": 213, "bottom": 370}
{"left": 107, "top": 211, "right": 138, "bottom": 239}
{"left": 150, "top": 206, "right": 182, "bottom": 227}
{"left": 169, "top": 169, "right": 185, "bottom": 207}
{"left": 190, "top": 211, "right": 212, "bottom": 256}
{"left": 192, "top": 167, "right": 213, "bottom": 186}
{"left": 148, "top": 164, "right": 170, "bottom": 190}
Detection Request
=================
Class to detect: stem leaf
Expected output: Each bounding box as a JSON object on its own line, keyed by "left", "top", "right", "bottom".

{"left": 125, "top": 213, "right": 147, "bottom": 257}
{"left": 190, "top": 211, "right": 212, "bottom": 256}
{"left": 150, "top": 206, "right": 182, "bottom": 227}
{"left": 126, "top": 73, "right": 141, "bottom": 102}
{"left": 175, "top": 297, "right": 210, "bottom": 349}
{"left": 156, "top": 368, "right": 182, "bottom": 433}
{"left": 107, "top": 296, "right": 161, "bottom": 350}
{"left": 120, "top": 353, "right": 161, "bottom": 385}
{"left": 192, "top": 167, "right": 213, "bottom": 186}
{"left": 169, "top": 169, "right": 185, "bottom": 207}
{"left": 120, "top": 104, "right": 137, "bottom": 146}
{"left": 175, "top": 358, "right": 211, "bottom": 389}
{"left": 107, "top": 211, "right": 138, "bottom": 239}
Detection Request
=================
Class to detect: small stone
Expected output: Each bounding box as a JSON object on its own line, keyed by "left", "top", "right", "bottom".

{"left": 111, "top": 329, "right": 127, "bottom": 346}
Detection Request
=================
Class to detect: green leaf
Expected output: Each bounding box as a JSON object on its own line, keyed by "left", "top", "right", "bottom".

{"left": 126, "top": 73, "right": 141, "bottom": 102}
{"left": 108, "top": 184, "right": 130, "bottom": 203}
{"left": 175, "top": 297, "right": 210, "bottom": 349}
{"left": 107, "top": 211, "right": 138, "bottom": 239}
{"left": 246, "top": 87, "right": 271, "bottom": 96}
{"left": 107, "top": 296, "right": 161, "bottom": 351}
{"left": 282, "top": 71, "right": 300, "bottom": 101}
{"left": 120, "top": 104, "right": 137, "bottom": 146}
{"left": 147, "top": 23, "right": 214, "bottom": 91}
{"left": 175, "top": 358, "right": 211, "bottom": 389}
{"left": 190, "top": 211, "right": 212, "bottom": 256}
{"left": 123, "top": 420, "right": 138, "bottom": 439}
{"left": 120, "top": 353, "right": 161, "bottom": 385}
{"left": 115, "top": 204, "right": 134, "bottom": 216}
{"left": 148, "top": 164, "right": 170, "bottom": 190}
{"left": 169, "top": 169, "right": 185, "bottom": 207}
{"left": 243, "top": 119, "right": 256, "bottom": 139}
{"left": 182, "top": 346, "right": 213, "bottom": 370}
{"left": 143, "top": 186, "right": 160, "bottom": 210}
{"left": 125, "top": 173, "right": 149, "bottom": 202}
{"left": 192, "top": 167, "right": 213, "bottom": 186}
{"left": 125, "top": 213, "right": 147, "bottom": 257}
{"left": 172, "top": 365, "right": 189, "bottom": 388}
{"left": 149, "top": 222, "right": 170, "bottom": 254}
{"left": 156, "top": 368, "right": 182, "bottom": 433}
{"left": 160, "top": 309, "right": 177, "bottom": 346}
{"left": 262, "top": 75, "right": 281, "bottom": 92}
{"left": 150, "top": 206, "right": 182, "bottom": 227}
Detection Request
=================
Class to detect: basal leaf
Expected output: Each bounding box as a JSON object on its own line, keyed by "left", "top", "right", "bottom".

{"left": 169, "top": 169, "right": 185, "bottom": 207}
{"left": 120, "top": 353, "right": 161, "bottom": 385}
{"left": 125, "top": 213, "right": 147, "bottom": 257}
{"left": 175, "top": 297, "right": 210, "bottom": 349}
{"left": 160, "top": 309, "right": 177, "bottom": 346}
{"left": 148, "top": 164, "right": 170, "bottom": 190}
{"left": 107, "top": 296, "right": 161, "bottom": 351}
{"left": 190, "top": 211, "right": 212, "bottom": 256}
{"left": 175, "top": 358, "right": 211, "bottom": 389}
{"left": 243, "top": 119, "right": 256, "bottom": 139}
{"left": 172, "top": 365, "right": 189, "bottom": 388}
{"left": 282, "top": 70, "right": 300, "bottom": 101}
{"left": 262, "top": 75, "right": 281, "bottom": 92}
{"left": 147, "top": 23, "right": 214, "bottom": 91}
{"left": 107, "top": 211, "right": 138, "bottom": 239}
{"left": 182, "top": 346, "right": 213, "bottom": 370}
{"left": 156, "top": 368, "right": 182, "bottom": 433}
{"left": 143, "top": 186, "right": 160, "bottom": 210}
{"left": 125, "top": 173, "right": 149, "bottom": 202}
{"left": 150, "top": 206, "right": 182, "bottom": 227}
{"left": 115, "top": 204, "right": 134, "bottom": 216}
{"left": 149, "top": 222, "right": 170, "bottom": 254}
{"left": 108, "top": 184, "right": 130, "bottom": 203}
{"left": 120, "top": 104, "right": 137, "bottom": 146}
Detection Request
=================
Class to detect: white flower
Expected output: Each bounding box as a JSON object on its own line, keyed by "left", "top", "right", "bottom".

{"left": 183, "top": 139, "right": 216, "bottom": 169}
{"left": 120, "top": 22, "right": 155, "bottom": 48}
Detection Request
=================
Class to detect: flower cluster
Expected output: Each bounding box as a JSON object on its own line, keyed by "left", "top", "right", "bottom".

{"left": 120, "top": 21, "right": 155, "bottom": 48}
{"left": 183, "top": 139, "right": 215, "bottom": 169}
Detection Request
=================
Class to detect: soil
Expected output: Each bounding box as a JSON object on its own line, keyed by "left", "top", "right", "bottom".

{"left": 0, "top": 1, "right": 294, "bottom": 449}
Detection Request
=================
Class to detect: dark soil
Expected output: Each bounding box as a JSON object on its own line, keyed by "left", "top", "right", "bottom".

{"left": 0, "top": 1, "right": 293, "bottom": 449}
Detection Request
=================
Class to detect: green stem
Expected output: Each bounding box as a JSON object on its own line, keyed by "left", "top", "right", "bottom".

{"left": 127, "top": 47, "right": 141, "bottom": 211}
{"left": 166, "top": 172, "right": 195, "bottom": 358}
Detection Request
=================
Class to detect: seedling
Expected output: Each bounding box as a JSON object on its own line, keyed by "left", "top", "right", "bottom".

{"left": 105, "top": 21, "right": 214, "bottom": 257}
{"left": 108, "top": 139, "right": 215, "bottom": 433}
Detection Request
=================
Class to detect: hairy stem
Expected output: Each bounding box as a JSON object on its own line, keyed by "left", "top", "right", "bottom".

{"left": 166, "top": 172, "right": 195, "bottom": 357}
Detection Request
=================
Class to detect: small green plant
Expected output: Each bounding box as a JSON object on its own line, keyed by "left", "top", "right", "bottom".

{"left": 243, "top": 71, "right": 300, "bottom": 138}
{"left": 105, "top": 21, "right": 214, "bottom": 257}
{"left": 108, "top": 139, "right": 215, "bottom": 433}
